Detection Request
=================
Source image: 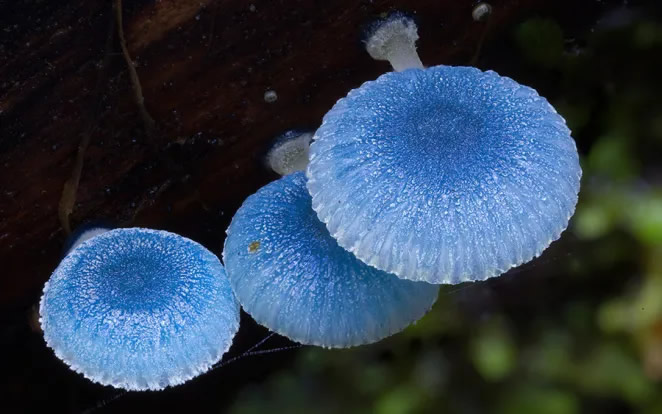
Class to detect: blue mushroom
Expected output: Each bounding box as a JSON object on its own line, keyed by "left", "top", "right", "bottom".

{"left": 223, "top": 172, "right": 439, "bottom": 348}
{"left": 306, "top": 15, "right": 581, "bottom": 284}
{"left": 40, "top": 228, "right": 240, "bottom": 391}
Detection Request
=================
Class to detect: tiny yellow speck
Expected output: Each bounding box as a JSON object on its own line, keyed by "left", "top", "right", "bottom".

{"left": 248, "top": 241, "right": 260, "bottom": 253}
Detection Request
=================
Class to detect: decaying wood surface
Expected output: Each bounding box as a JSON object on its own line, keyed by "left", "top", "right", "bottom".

{"left": 0, "top": 0, "right": 543, "bottom": 307}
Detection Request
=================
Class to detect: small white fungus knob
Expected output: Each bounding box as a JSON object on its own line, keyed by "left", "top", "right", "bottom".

{"left": 472, "top": 3, "right": 492, "bottom": 22}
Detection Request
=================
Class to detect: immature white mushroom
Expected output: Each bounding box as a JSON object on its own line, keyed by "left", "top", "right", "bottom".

{"left": 265, "top": 129, "right": 314, "bottom": 176}
{"left": 472, "top": 3, "right": 493, "bottom": 22}
{"left": 364, "top": 13, "right": 424, "bottom": 71}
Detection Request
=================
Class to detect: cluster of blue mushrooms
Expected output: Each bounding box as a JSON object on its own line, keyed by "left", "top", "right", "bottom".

{"left": 40, "top": 228, "right": 239, "bottom": 391}
{"left": 226, "top": 12, "right": 579, "bottom": 346}
{"left": 40, "top": 9, "right": 581, "bottom": 392}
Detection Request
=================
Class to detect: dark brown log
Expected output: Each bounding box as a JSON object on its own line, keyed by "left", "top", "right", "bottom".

{"left": 0, "top": 0, "right": 543, "bottom": 307}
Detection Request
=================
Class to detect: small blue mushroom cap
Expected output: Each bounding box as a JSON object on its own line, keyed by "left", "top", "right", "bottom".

{"left": 307, "top": 65, "right": 581, "bottom": 284}
{"left": 40, "top": 228, "right": 240, "bottom": 391}
{"left": 223, "top": 172, "right": 438, "bottom": 348}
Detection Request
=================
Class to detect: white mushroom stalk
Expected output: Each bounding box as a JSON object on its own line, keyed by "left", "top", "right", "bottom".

{"left": 364, "top": 14, "right": 424, "bottom": 72}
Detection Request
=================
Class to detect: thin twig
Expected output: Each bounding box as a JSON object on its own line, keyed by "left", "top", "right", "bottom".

{"left": 469, "top": 17, "right": 493, "bottom": 66}
{"left": 207, "top": 1, "right": 218, "bottom": 52}
{"left": 114, "top": 0, "right": 155, "bottom": 135}
{"left": 58, "top": 9, "right": 116, "bottom": 234}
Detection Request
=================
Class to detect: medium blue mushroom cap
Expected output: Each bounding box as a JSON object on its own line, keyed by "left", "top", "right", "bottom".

{"left": 40, "top": 228, "right": 240, "bottom": 391}
{"left": 222, "top": 172, "right": 438, "bottom": 348}
{"left": 307, "top": 65, "right": 581, "bottom": 284}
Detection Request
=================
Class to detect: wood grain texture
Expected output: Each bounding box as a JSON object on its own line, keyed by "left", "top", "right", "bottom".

{"left": 0, "top": 0, "right": 543, "bottom": 307}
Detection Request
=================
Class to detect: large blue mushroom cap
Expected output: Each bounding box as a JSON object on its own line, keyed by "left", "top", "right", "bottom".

{"left": 222, "top": 172, "right": 438, "bottom": 348}
{"left": 307, "top": 65, "right": 581, "bottom": 284}
{"left": 40, "top": 228, "right": 240, "bottom": 391}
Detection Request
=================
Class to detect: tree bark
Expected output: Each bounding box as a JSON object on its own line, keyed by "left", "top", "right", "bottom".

{"left": 0, "top": 0, "right": 542, "bottom": 307}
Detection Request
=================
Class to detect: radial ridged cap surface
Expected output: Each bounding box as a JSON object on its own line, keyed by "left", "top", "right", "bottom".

{"left": 40, "top": 228, "right": 240, "bottom": 391}
{"left": 307, "top": 65, "right": 581, "bottom": 284}
{"left": 223, "top": 172, "right": 438, "bottom": 348}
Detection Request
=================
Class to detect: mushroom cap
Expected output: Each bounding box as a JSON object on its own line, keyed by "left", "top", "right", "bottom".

{"left": 40, "top": 228, "right": 240, "bottom": 391}
{"left": 222, "top": 172, "right": 438, "bottom": 348}
{"left": 307, "top": 65, "right": 581, "bottom": 284}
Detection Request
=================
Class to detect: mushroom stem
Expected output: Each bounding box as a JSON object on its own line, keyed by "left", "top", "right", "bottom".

{"left": 382, "top": 36, "right": 424, "bottom": 72}
{"left": 365, "top": 14, "right": 424, "bottom": 72}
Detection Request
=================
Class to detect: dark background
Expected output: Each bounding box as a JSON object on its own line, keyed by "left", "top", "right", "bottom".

{"left": 1, "top": 0, "right": 661, "bottom": 413}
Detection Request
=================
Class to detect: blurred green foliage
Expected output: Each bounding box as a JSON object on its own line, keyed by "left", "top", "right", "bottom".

{"left": 515, "top": 18, "right": 565, "bottom": 68}
{"left": 470, "top": 319, "right": 516, "bottom": 381}
{"left": 230, "top": 8, "right": 662, "bottom": 414}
